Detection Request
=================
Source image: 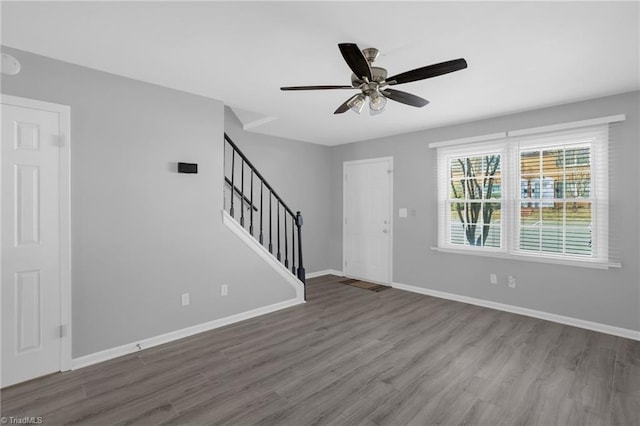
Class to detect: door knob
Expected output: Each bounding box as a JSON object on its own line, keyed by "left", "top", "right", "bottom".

{"left": 383, "top": 229, "right": 389, "bottom": 233}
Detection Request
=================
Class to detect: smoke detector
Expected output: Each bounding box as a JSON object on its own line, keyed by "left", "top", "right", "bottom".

{"left": 2, "top": 53, "right": 21, "bottom": 76}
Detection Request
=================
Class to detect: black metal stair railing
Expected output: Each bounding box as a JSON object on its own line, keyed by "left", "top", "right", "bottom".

{"left": 224, "top": 133, "right": 306, "bottom": 297}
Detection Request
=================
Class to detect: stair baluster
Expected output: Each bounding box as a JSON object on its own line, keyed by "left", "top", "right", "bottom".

{"left": 259, "top": 181, "right": 264, "bottom": 244}
{"left": 240, "top": 159, "right": 245, "bottom": 227}
{"left": 284, "top": 214, "right": 289, "bottom": 268}
{"left": 269, "top": 191, "right": 273, "bottom": 253}
{"left": 230, "top": 150, "right": 235, "bottom": 218}
{"left": 277, "top": 203, "right": 281, "bottom": 261}
{"left": 249, "top": 171, "right": 254, "bottom": 235}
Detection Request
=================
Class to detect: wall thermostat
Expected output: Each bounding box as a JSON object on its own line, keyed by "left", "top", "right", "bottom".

{"left": 178, "top": 162, "right": 198, "bottom": 173}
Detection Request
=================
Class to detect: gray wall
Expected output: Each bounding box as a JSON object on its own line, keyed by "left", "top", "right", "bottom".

{"left": 329, "top": 91, "right": 640, "bottom": 331}
{"left": 1, "top": 46, "right": 297, "bottom": 358}
{"left": 224, "top": 108, "right": 332, "bottom": 273}
{"left": 2, "top": 45, "right": 637, "bottom": 361}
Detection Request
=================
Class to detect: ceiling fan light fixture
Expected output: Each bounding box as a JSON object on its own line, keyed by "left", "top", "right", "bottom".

{"left": 347, "top": 93, "right": 366, "bottom": 114}
{"left": 369, "top": 107, "right": 384, "bottom": 116}
{"left": 369, "top": 90, "right": 387, "bottom": 112}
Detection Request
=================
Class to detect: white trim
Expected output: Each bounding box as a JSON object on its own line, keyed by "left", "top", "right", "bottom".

{"left": 306, "top": 269, "right": 343, "bottom": 279}
{"left": 343, "top": 157, "right": 394, "bottom": 285}
{"left": 429, "top": 132, "right": 507, "bottom": 148}
{"left": 1, "top": 94, "right": 73, "bottom": 372}
{"left": 428, "top": 115, "right": 625, "bottom": 149}
{"left": 430, "top": 246, "right": 621, "bottom": 270}
{"left": 341, "top": 156, "right": 394, "bottom": 166}
{"left": 243, "top": 116, "right": 278, "bottom": 130}
{"left": 222, "top": 210, "right": 304, "bottom": 301}
{"left": 1, "top": 94, "right": 70, "bottom": 115}
{"left": 391, "top": 281, "right": 640, "bottom": 341}
{"left": 72, "top": 297, "right": 303, "bottom": 370}
{"left": 508, "top": 114, "right": 625, "bottom": 137}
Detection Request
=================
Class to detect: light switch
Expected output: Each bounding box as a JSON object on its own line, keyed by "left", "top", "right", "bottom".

{"left": 399, "top": 208, "right": 408, "bottom": 218}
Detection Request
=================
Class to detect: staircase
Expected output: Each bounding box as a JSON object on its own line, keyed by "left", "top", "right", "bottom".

{"left": 223, "top": 133, "right": 306, "bottom": 299}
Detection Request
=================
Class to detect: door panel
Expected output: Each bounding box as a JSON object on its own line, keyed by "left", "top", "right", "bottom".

{"left": 344, "top": 158, "right": 392, "bottom": 284}
{"left": 16, "top": 164, "right": 40, "bottom": 245}
{"left": 2, "top": 103, "right": 62, "bottom": 387}
{"left": 16, "top": 270, "right": 42, "bottom": 352}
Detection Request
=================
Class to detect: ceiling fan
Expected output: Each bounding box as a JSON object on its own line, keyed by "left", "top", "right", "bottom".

{"left": 281, "top": 43, "right": 467, "bottom": 115}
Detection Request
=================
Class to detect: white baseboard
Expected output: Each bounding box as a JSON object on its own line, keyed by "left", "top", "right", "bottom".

{"left": 222, "top": 210, "right": 304, "bottom": 300}
{"left": 392, "top": 282, "right": 640, "bottom": 341}
{"left": 72, "top": 298, "right": 304, "bottom": 370}
{"left": 306, "top": 269, "right": 343, "bottom": 279}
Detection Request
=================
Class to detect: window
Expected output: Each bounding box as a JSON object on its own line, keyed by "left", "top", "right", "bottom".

{"left": 518, "top": 144, "right": 592, "bottom": 256}
{"left": 447, "top": 151, "right": 502, "bottom": 249}
{"left": 436, "top": 124, "right": 611, "bottom": 267}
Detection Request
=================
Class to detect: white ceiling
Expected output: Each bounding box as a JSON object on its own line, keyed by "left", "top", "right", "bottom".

{"left": 2, "top": 1, "right": 638, "bottom": 146}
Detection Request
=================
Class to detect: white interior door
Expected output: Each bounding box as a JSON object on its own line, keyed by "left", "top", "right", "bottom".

{"left": 343, "top": 157, "right": 393, "bottom": 284}
{"left": 1, "top": 101, "right": 65, "bottom": 387}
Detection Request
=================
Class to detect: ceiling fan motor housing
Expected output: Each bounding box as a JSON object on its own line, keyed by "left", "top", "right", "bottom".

{"left": 351, "top": 66, "right": 388, "bottom": 87}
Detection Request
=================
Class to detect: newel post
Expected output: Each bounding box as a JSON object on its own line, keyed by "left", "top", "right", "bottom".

{"left": 296, "top": 211, "right": 306, "bottom": 298}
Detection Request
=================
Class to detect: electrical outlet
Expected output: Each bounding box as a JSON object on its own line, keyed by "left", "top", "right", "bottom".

{"left": 221, "top": 284, "right": 228, "bottom": 296}
{"left": 490, "top": 274, "right": 498, "bottom": 285}
{"left": 508, "top": 275, "right": 516, "bottom": 288}
{"left": 181, "top": 293, "right": 190, "bottom": 306}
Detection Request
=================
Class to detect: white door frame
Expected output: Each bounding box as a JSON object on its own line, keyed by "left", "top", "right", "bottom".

{"left": 1, "top": 94, "right": 72, "bottom": 372}
{"left": 342, "top": 157, "right": 393, "bottom": 285}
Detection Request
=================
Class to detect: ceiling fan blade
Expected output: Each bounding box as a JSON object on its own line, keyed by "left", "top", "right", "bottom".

{"left": 338, "top": 43, "right": 373, "bottom": 81}
{"left": 387, "top": 58, "right": 467, "bottom": 85}
{"left": 281, "top": 85, "right": 355, "bottom": 91}
{"left": 381, "top": 88, "right": 430, "bottom": 108}
{"left": 334, "top": 94, "right": 359, "bottom": 114}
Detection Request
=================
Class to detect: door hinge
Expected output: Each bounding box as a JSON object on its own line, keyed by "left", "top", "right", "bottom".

{"left": 59, "top": 324, "right": 68, "bottom": 338}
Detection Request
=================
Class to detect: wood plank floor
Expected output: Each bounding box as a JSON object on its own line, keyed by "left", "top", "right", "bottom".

{"left": 2, "top": 274, "right": 639, "bottom": 425}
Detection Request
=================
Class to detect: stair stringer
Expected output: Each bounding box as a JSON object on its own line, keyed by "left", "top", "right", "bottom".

{"left": 222, "top": 210, "right": 305, "bottom": 302}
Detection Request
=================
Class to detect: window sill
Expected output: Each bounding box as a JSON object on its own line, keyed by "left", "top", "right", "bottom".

{"left": 430, "top": 246, "right": 621, "bottom": 270}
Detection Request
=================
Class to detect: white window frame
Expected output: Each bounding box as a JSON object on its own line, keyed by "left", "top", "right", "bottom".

{"left": 437, "top": 141, "right": 508, "bottom": 254}
{"left": 511, "top": 127, "right": 608, "bottom": 263}
{"left": 434, "top": 120, "right": 620, "bottom": 269}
